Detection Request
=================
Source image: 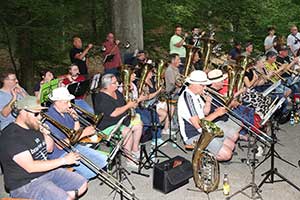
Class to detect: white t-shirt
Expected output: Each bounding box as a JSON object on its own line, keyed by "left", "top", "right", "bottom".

{"left": 177, "top": 88, "right": 205, "bottom": 142}
{"left": 287, "top": 32, "right": 300, "bottom": 54}
{"left": 264, "top": 35, "right": 277, "bottom": 53}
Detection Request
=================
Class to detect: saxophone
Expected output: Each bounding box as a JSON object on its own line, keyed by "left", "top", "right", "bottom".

{"left": 192, "top": 119, "right": 224, "bottom": 193}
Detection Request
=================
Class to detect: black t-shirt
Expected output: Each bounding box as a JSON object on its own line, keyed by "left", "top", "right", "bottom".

{"left": 0, "top": 123, "right": 47, "bottom": 191}
{"left": 209, "top": 88, "right": 228, "bottom": 122}
{"left": 245, "top": 69, "right": 254, "bottom": 82}
{"left": 94, "top": 90, "right": 130, "bottom": 130}
{"left": 70, "top": 47, "right": 88, "bottom": 75}
{"left": 276, "top": 56, "right": 291, "bottom": 77}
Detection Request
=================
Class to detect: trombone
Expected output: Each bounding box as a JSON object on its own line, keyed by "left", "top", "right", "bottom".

{"left": 71, "top": 103, "right": 103, "bottom": 127}
{"left": 39, "top": 117, "right": 139, "bottom": 200}
{"left": 203, "top": 88, "right": 274, "bottom": 145}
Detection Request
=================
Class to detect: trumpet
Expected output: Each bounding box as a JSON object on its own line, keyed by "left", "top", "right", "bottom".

{"left": 275, "top": 61, "right": 300, "bottom": 76}
{"left": 38, "top": 118, "right": 139, "bottom": 200}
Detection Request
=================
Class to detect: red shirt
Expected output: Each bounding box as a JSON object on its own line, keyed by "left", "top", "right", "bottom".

{"left": 62, "top": 75, "right": 86, "bottom": 99}
{"left": 102, "top": 40, "right": 122, "bottom": 69}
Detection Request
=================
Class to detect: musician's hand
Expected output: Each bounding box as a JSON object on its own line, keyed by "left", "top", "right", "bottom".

{"left": 115, "top": 40, "right": 120, "bottom": 45}
{"left": 88, "top": 43, "right": 93, "bottom": 49}
{"left": 216, "top": 107, "right": 227, "bottom": 116}
{"left": 39, "top": 124, "right": 51, "bottom": 136}
{"left": 63, "top": 152, "right": 81, "bottom": 165}
{"left": 184, "top": 32, "right": 189, "bottom": 38}
{"left": 229, "top": 99, "right": 240, "bottom": 109}
{"left": 293, "top": 57, "right": 299, "bottom": 63}
{"left": 127, "top": 100, "right": 138, "bottom": 108}
{"left": 82, "top": 126, "right": 95, "bottom": 137}
{"left": 68, "top": 107, "right": 79, "bottom": 121}
{"left": 138, "top": 94, "right": 148, "bottom": 102}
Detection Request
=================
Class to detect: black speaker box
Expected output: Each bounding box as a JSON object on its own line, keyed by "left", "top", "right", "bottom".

{"left": 153, "top": 156, "right": 193, "bottom": 194}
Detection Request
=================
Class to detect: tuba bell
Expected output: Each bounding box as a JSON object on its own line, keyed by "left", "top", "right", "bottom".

{"left": 192, "top": 119, "right": 224, "bottom": 193}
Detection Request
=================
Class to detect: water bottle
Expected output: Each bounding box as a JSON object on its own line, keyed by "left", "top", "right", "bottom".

{"left": 290, "top": 111, "right": 295, "bottom": 126}
{"left": 223, "top": 173, "right": 230, "bottom": 196}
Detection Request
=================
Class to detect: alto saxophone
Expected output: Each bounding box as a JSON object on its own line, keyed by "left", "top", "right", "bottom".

{"left": 192, "top": 119, "right": 224, "bottom": 193}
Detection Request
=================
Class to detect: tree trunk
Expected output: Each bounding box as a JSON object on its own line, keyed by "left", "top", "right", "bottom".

{"left": 17, "top": 28, "right": 34, "bottom": 94}
{"left": 111, "top": 0, "right": 144, "bottom": 53}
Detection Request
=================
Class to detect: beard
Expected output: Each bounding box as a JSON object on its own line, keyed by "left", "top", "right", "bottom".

{"left": 26, "top": 120, "right": 40, "bottom": 131}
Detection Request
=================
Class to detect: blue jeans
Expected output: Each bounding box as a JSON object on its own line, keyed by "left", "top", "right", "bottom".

{"left": 10, "top": 168, "right": 86, "bottom": 200}
{"left": 61, "top": 144, "right": 107, "bottom": 180}
{"left": 74, "top": 99, "right": 94, "bottom": 114}
{"left": 136, "top": 108, "right": 162, "bottom": 139}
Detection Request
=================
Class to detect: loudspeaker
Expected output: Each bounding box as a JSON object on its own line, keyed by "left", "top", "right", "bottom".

{"left": 153, "top": 156, "right": 193, "bottom": 194}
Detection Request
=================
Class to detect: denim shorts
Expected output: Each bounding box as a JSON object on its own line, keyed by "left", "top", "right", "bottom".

{"left": 10, "top": 168, "right": 87, "bottom": 200}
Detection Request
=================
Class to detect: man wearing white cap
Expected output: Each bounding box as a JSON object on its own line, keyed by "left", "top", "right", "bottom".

{"left": 0, "top": 96, "right": 87, "bottom": 199}
{"left": 177, "top": 70, "right": 235, "bottom": 161}
{"left": 207, "top": 69, "right": 241, "bottom": 144}
{"left": 45, "top": 87, "right": 107, "bottom": 180}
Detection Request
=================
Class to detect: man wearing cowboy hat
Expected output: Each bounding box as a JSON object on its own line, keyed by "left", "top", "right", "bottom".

{"left": 177, "top": 70, "right": 234, "bottom": 161}
{"left": 0, "top": 96, "right": 88, "bottom": 199}
{"left": 207, "top": 69, "right": 241, "bottom": 144}
{"left": 45, "top": 87, "right": 107, "bottom": 180}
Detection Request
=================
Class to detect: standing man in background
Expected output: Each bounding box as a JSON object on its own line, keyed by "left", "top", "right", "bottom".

{"left": 287, "top": 25, "right": 300, "bottom": 57}
{"left": 102, "top": 32, "right": 122, "bottom": 76}
{"left": 70, "top": 36, "right": 93, "bottom": 76}
{"left": 169, "top": 24, "right": 187, "bottom": 73}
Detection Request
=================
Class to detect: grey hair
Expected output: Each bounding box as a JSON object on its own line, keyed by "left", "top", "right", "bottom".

{"left": 100, "top": 73, "right": 115, "bottom": 89}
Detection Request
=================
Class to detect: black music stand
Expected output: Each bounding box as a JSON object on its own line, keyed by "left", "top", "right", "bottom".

{"left": 67, "top": 79, "right": 90, "bottom": 97}
{"left": 257, "top": 116, "right": 300, "bottom": 192}
{"left": 132, "top": 106, "right": 168, "bottom": 177}
{"left": 155, "top": 93, "right": 187, "bottom": 154}
{"left": 226, "top": 136, "right": 263, "bottom": 200}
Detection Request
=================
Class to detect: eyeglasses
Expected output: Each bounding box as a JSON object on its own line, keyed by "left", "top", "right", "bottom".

{"left": 5, "top": 78, "right": 17, "bottom": 81}
{"left": 25, "top": 109, "right": 40, "bottom": 117}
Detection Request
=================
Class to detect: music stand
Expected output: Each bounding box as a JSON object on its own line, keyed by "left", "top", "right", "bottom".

{"left": 40, "top": 79, "right": 59, "bottom": 104}
{"left": 226, "top": 136, "right": 263, "bottom": 200}
{"left": 67, "top": 79, "right": 90, "bottom": 97}
{"left": 155, "top": 93, "right": 187, "bottom": 154}
{"left": 257, "top": 112, "right": 300, "bottom": 192}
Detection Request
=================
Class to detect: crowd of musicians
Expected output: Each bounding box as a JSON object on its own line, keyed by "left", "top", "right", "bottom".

{"left": 1, "top": 24, "right": 300, "bottom": 199}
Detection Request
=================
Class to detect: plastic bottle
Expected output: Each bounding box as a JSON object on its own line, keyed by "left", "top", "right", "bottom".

{"left": 290, "top": 111, "right": 295, "bottom": 126}
{"left": 223, "top": 173, "right": 230, "bottom": 196}
{"left": 295, "top": 112, "right": 299, "bottom": 124}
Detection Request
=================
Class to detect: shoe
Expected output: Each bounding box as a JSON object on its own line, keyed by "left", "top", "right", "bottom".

{"left": 132, "top": 150, "right": 140, "bottom": 161}
{"left": 161, "top": 129, "right": 170, "bottom": 135}
{"left": 126, "top": 160, "right": 138, "bottom": 169}
{"left": 185, "top": 144, "right": 194, "bottom": 151}
{"left": 256, "top": 145, "right": 264, "bottom": 157}
{"left": 151, "top": 138, "right": 166, "bottom": 146}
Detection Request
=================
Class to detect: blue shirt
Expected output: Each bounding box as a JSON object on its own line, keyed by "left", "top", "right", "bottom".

{"left": 0, "top": 90, "right": 25, "bottom": 130}
{"left": 46, "top": 105, "right": 75, "bottom": 159}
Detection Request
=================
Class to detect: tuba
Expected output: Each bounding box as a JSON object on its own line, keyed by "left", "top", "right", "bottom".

{"left": 192, "top": 119, "right": 224, "bottom": 193}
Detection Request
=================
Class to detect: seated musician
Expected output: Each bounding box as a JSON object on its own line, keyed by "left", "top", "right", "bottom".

{"left": 45, "top": 87, "right": 107, "bottom": 180}
{"left": 34, "top": 69, "right": 54, "bottom": 99}
{"left": 134, "top": 66, "right": 167, "bottom": 145}
{"left": 206, "top": 69, "right": 241, "bottom": 143}
{"left": 61, "top": 64, "right": 94, "bottom": 114}
{"left": 177, "top": 70, "right": 234, "bottom": 161}
{"left": 0, "top": 71, "right": 27, "bottom": 130}
{"left": 165, "top": 53, "right": 182, "bottom": 96}
{"left": 276, "top": 45, "right": 300, "bottom": 93}
{"left": 227, "top": 41, "right": 242, "bottom": 63}
{"left": 0, "top": 96, "right": 87, "bottom": 199}
{"left": 94, "top": 74, "right": 143, "bottom": 167}
{"left": 264, "top": 51, "right": 292, "bottom": 97}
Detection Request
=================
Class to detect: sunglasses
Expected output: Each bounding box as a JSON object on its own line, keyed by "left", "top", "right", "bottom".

{"left": 25, "top": 109, "right": 40, "bottom": 117}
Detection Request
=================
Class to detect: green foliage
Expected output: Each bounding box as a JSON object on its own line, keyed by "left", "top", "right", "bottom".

{"left": 1, "top": 0, "right": 300, "bottom": 82}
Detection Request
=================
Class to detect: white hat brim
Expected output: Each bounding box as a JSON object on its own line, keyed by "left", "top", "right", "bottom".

{"left": 49, "top": 94, "right": 75, "bottom": 101}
